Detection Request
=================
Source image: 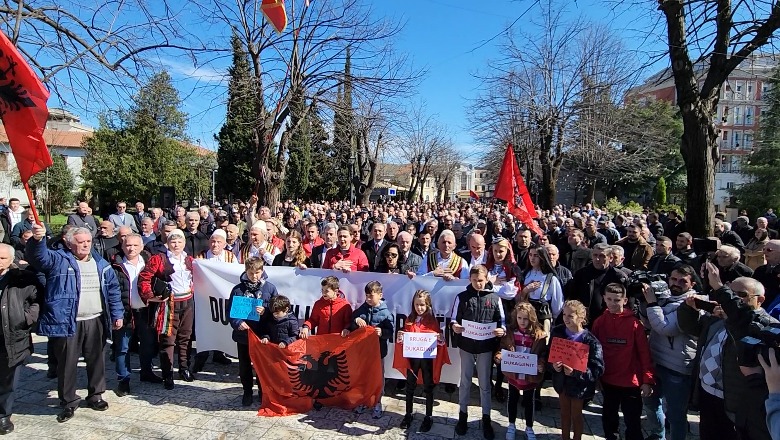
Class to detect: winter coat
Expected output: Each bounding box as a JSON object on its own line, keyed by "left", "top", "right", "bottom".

{"left": 302, "top": 293, "right": 352, "bottom": 335}
{"left": 110, "top": 251, "right": 152, "bottom": 325}
{"left": 616, "top": 236, "right": 654, "bottom": 270}
{"left": 228, "top": 273, "right": 279, "bottom": 345}
{"left": 450, "top": 283, "right": 505, "bottom": 354}
{"left": 591, "top": 309, "right": 654, "bottom": 388}
{"left": 549, "top": 325, "right": 604, "bottom": 400}
{"left": 259, "top": 312, "right": 299, "bottom": 345}
{"left": 640, "top": 293, "right": 697, "bottom": 375}
{"left": 349, "top": 300, "right": 394, "bottom": 358}
{"left": 495, "top": 330, "right": 548, "bottom": 388}
{"left": 26, "top": 237, "right": 123, "bottom": 339}
{"left": 0, "top": 269, "right": 41, "bottom": 367}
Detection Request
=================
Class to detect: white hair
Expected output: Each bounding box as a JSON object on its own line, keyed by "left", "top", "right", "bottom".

{"left": 65, "top": 227, "right": 92, "bottom": 244}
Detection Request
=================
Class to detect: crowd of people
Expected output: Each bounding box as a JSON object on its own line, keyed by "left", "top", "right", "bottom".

{"left": 0, "top": 195, "right": 778, "bottom": 440}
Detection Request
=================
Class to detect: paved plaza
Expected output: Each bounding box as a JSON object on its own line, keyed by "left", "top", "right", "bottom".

{"left": 3, "top": 335, "right": 701, "bottom": 440}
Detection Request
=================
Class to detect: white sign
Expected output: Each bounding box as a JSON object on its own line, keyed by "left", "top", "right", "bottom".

{"left": 461, "top": 320, "right": 497, "bottom": 341}
{"left": 501, "top": 350, "right": 538, "bottom": 375}
{"left": 192, "top": 261, "right": 471, "bottom": 383}
{"left": 402, "top": 332, "right": 438, "bottom": 359}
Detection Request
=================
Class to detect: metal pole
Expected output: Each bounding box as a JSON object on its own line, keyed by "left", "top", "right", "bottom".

{"left": 212, "top": 169, "right": 216, "bottom": 204}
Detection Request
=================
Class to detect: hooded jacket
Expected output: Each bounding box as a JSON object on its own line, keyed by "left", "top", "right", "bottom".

{"left": 260, "top": 311, "right": 299, "bottom": 345}
{"left": 0, "top": 268, "right": 41, "bottom": 367}
{"left": 591, "top": 309, "right": 655, "bottom": 388}
{"left": 450, "top": 283, "right": 505, "bottom": 354}
{"left": 228, "top": 272, "right": 279, "bottom": 345}
{"left": 350, "top": 299, "right": 394, "bottom": 358}
{"left": 549, "top": 324, "right": 604, "bottom": 400}
{"left": 302, "top": 291, "right": 352, "bottom": 335}
{"left": 640, "top": 292, "right": 697, "bottom": 375}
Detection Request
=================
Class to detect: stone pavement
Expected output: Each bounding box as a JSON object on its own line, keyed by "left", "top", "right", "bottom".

{"left": 4, "top": 335, "right": 700, "bottom": 440}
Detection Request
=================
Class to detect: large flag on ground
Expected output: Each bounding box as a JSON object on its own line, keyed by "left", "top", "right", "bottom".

{"left": 261, "top": 0, "right": 288, "bottom": 34}
{"left": 249, "top": 326, "right": 383, "bottom": 416}
{"left": 494, "top": 144, "right": 542, "bottom": 235}
{"left": 0, "top": 30, "right": 51, "bottom": 184}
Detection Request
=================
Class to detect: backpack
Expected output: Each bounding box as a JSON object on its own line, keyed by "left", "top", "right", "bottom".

{"left": 528, "top": 273, "right": 554, "bottom": 322}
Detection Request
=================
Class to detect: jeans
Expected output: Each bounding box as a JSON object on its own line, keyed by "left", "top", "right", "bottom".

{"left": 458, "top": 350, "right": 493, "bottom": 415}
{"left": 112, "top": 326, "right": 132, "bottom": 381}
{"left": 643, "top": 365, "right": 692, "bottom": 440}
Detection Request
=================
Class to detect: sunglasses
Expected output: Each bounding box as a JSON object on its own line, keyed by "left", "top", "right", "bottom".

{"left": 385, "top": 253, "right": 399, "bottom": 258}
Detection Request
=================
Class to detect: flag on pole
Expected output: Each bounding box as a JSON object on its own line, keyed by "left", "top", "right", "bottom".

{"left": 469, "top": 190, "right": 480, "bottom": 201}
{"left": 261, "top": 0, "right": 288, "bottom": 34}
{"left": 494, "top": 144, "right": 542, "bottom": 235}
{"left": 0, "top": 30, "right": 51, "bottom": 223}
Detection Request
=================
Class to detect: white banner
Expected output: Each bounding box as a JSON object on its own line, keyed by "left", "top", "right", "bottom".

{"left": 192, "top": 260, "right": 471, "bottom": 383}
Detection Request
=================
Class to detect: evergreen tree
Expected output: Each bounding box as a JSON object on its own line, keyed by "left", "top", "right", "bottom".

{"left": 284, "top": 95, "right": 312, "bottom": 199}
{"left": 30, "top": 154, "right": 74, "bottom": 214}
{"left": 216, "top": 33, "right": 257, "bottom": 200}
{"left": 731, "top": 67, "right": 780, "bottom": 216}
{"left": 654, "top": 176, "right": 667, "bottom": 206}
{"left": 329, "top": 49, "right": 354, "bottom": 199}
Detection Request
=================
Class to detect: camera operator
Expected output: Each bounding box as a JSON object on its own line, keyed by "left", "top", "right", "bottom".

{"left": 704, "top": 245, "right": 754, "bottom": 293}
{"left": 705, "top": 261, "right": 776, "bottom": 440}
{"left": 753, "top": 240, "right": 780, "bottom": 312}
{"left": 640, "top": 265, "right": 698, "bottom": 440}
{"left": 677, "top": 295, "right": 738, "bottom": 440}
{"left": 565, "top": 243, "right": 628, "bottom": 325}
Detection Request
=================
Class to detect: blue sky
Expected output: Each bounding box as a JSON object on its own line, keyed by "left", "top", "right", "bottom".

{"left": 47, "top": 0, "right": 669, "bottom": 155}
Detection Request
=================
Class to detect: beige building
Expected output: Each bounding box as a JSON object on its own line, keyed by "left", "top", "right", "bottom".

{"left": 375, "top": 162, "right": 493, "bottom": 202}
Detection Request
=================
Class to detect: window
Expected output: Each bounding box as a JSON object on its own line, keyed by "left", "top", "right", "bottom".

{"left": 722, "top": 106, "right": 730, "bottom": 123}
{"left": 745, "top": 133, "right": 754, "bottom": 149}
{"left": 745, "top": 106, "right": 754, "bottom": 125}
{"left": 726, "top": 181, "right": 736, "bottom": 189}
{"left": 474, "top": 185, "right": 479, "bottom": 191}
{"left": 734, "top": 106, "right": 743, "bottom": 125}
{"left": 460, "top": 172, "right": 467, "bottom": 190}
{"left": 733, "top": 131, "right": 742, "bottom": 149}
{"left": 723, "top": 130, "right": 729, "bottom": 140}
{"left": 748, "top": 82, "right": 754, "bottom": 98}
{"left": 763, "top": 83, "right": 771, "bottom": 97}
{"left": 481, "top": 185, "right": 486, "bottom": 191}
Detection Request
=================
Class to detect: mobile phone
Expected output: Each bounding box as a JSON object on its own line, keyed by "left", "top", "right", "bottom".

{"left": 694, "top": 298, "right": 717, "bottom": 314}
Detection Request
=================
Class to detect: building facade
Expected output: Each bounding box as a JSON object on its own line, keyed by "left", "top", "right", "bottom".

{"left": 630, "top": 54, "right": 778, "bottom": 212}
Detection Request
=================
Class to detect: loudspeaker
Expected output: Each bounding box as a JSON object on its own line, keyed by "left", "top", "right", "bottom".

{"left": 160, "top": 186, "right": 175, "bottom": 210}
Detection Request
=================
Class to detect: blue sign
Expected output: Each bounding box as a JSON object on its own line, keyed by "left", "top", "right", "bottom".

{"left": 229, "top": 296, "right": 264, "bottom": 321}
{"left": 388, "top": 188, "right": 396, "bottom": 196}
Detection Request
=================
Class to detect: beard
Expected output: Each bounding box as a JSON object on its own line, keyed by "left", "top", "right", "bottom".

{"left": 670, "top": 285, "right": 686, "bottom": 295}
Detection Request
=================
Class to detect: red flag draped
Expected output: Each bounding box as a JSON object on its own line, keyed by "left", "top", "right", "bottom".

{"left": 469, "top": 190, "right": 480, "bottom": 201}
{"left": 249, "top": 327, "right": 383, "bottom": 417}
{"left": 261, "top": 0, "right": 288, "bottom": 34}
{"left": 494, "top": 144, "right": 542, "bottom": 235}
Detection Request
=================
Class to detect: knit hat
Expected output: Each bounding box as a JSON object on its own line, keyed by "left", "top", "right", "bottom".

{"left": 168, "top": 229, "right": 185, "bottom": 240}
{"left": 211, "top": 229, "right": 227, "bottom": 240}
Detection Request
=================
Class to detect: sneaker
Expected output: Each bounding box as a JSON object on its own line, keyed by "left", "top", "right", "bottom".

{"left": 372, "top": 404, "right": 383, "bottom": 419}
{"left": 420, "top": 416, "right": 433, "bottom": 433}
{"left": 525, "top": 426, "right": 536, "bottom": 440}
{"left": 353, "top": 405, "right": 367, "bottom": 414}
{"left": 506, "top": 424, "right": 516, "bottom": 440}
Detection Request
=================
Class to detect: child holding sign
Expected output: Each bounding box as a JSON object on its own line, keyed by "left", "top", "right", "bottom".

{"left": 227, "top": 257, "right": 279, "bottom": 407}
{"left": 397, "top": 290, "right": 444, "bottom": 433}
{"left": 495, "top": 303, "right": 548, "bottom": 440}
{"left": 591, "top": 283, "right": 654, "bottom": 440}
{"left": 450, "top": 265, "right": 506, "bottom": 440}
{"left": 549, "top": 300, "right": 604, "bottom": 440}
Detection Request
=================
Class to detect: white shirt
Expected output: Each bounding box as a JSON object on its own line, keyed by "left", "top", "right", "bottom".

{"left": 205, "top": 250, "right": 238, "bottom": 263}
{"left": 248, "top": 242, "right": 277, "bottom": 265}
{"left": 8, "top": 208, "right": 23, "bottom": 229}
{"left": 466, "top": 251, "right": 488, "bottom": 271}
{"left": 122, "top": 256, "right": 145, "bottom": 309}
{"left": 320, "top": 243, "right": 337, "bottom": 268}
{"left": 418, "top": 251, "right": 469, "bottom": 279}
{"left": 167, "top": 251, "right": 192, "bottom": 295}
{"left": 523, "top": 269, "right": 564, "bottom": 320}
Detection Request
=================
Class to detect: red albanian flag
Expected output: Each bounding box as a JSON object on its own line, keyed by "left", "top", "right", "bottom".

{"left": 261, "top": 0, "right": 288, "bottom": 34}
{"left": 0, "top": 30, "right": 51, "bottom": 184}
{"left": 494, "top": 144, "right": 542, "bottom": 236}
{"left": 469, "top": 190, "right": 480, "bottom": 201}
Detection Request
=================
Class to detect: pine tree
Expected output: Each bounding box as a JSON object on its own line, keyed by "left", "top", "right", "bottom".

{"left": 216, "top": 33, "right": 257, "bottom": 200}
{"left": 654, "top": 176, "right": 667, "bottom": 206}
{"left": 731, "top": 68, "right": 780, "bottom": 216}
{"left": 284, "top": 94, "right": 311, "bottom": 199}
{"left": 30, "top": 154, "right": 74, "bottom": 214}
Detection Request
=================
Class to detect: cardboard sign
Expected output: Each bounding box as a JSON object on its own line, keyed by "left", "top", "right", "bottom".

{"left": 402, "top": 332, "right": 438, "bottom": 359}
{"left": 461, "top": 320, "right": 497, "bottom": 341}
{"left": 548, "top": 337, "right": 589, "bottom": 373}
{"left": 229, "top": 296, "right": 264, "bottom": 321}
{"left": 501, "top": 350, "right": 538, "bottom": 375}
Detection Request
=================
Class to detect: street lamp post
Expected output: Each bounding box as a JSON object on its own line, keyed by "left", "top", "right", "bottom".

{"left": 211, "top": 166, "right": 218, "bottom": 204}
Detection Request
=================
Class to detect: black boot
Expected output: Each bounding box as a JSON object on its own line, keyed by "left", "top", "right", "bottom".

{"left": 482, "top": 414, "right": 494, "bottom": 440}
{"left": 420, "top": 416, "right": 433, "bottom": 433}
{"left": 242, "top": 391, "right": 253, "bottom": 407}
{"left": 114, "top": 378, "right": 130, "bottom": 397}
{"left": 400, "top": 413, "right": 412, "bottom": 429}
{"left": 0, "top": 416, "right": 13, "bottom": 434}
{"left": 140, "top": 370, "right": 163, "bottom": 384}
{"left": 455, "top": 411, "right": 468, "bottom": 435}
{"left": 163, "top": 371, "right": 174, "bottom": 390}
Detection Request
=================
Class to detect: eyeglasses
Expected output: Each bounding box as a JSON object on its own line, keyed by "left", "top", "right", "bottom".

{"left": 734, "top": 290, "right": 758, "bottom": 299}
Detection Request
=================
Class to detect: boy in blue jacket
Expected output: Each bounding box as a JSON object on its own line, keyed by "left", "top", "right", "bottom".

{"left": 227, "top": 256, "right": 278, "bottom": 407}
{"left": 259, "top": 295, "right": 299, "bottom": 348}
{"left": 350, "top": 280, "right": 394, "bottom": 418}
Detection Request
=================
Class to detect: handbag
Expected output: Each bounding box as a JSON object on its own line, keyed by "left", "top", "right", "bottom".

{"left": 152, "top": 277, "right": 172, "bottom": 300}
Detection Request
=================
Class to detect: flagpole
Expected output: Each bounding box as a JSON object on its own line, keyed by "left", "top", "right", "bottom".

{"left": 22, "top": 182, "right": 41, "bottom": 224}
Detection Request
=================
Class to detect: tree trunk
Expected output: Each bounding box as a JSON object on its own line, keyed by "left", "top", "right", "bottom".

{"left": 540, "top": 158, "right": 556, "bottom": 209}
{"left": 680, "top": 106, "right": 718, "bottom": 237}
{"left": 586, "top": 180, "right": 596, "bottom": 205}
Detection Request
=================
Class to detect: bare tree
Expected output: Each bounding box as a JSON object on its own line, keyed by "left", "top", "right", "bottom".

{"left": 352, "top": 93, "right": 397, "bottom": 205}
{"left": 197, "top": 0, "right": 420, "bottom": 209}
{"left": 0, "top": 0, "right": 208, "bottom": 111}
{"left": 430, "top": 143, "right": 464, "bottom": 202}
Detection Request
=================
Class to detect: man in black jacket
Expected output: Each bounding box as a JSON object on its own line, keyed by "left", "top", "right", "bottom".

{"left": 714, "top": 219, "right": 745, "bottom": 255}
{"left": 648, "top": 237, "right": 682, "bottom": 277}
{"left": 565, "top": 244, "right": 628, "bottom": 325}
{"left": 0, "top": 243, "right": 41, "bottom": 434}
{"left": 361, "top": 222, "right": 387, "bottom": 272}
{"left": 183, "top": 213, "right": 209, "bottom": 257}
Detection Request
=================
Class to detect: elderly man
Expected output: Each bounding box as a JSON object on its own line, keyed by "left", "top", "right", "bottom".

{"left": 139, "top": 218, "right": 156, "bottom": 245}
{"left": 183, "top": 212, "right": 209, "bottom": 257}
{"left": 396, "top": 231, "right": 421, "bottom": 277}
{"left": 198, "top": 229, "right": 238, "bottom": 263}
{"left": 3, "top": 199, "right": 23, "bottom": 233}
{"left": 755, "top": 240, "right": 780, "bottom": 310}
{"left": 757, "top": 217, "right": 779, "bottom": 240}
{"left": 110, "top": 233, "right": 161, "bottom": 396}
{"left": 418, "top": 230, "right": 468, "bottom": 280}
{"left": 144, "top": 220, "right": 176, "bottom": 255}
{"left": 311, "top": 223, "right": 337, "bottom": 268}
{"left": 0, "top": 243, "right": 40, "bottom": 434}
{"left": 714, "top": 219, "right": 746, "bottom": 255}
{"left": 109, "top": 202, "right": 138, "bottom": 233}
{"left": 66, "top": 202, "right": 99, "bottom": 237}
{"left": 138, "top": 229, "right": 195, "bottom": 389}
{"left": 545, "top": 244, "right": 573, "bottom": 289}
{"left": 10, "top": 209, "right": 50, "bottom": 246}
{"left": 197, "top": 206, "right": 215, "bottom": 236}
{"left": 133, "top": 202, "right": 147, "bottom": 231}
{"left": 27, "top": 223, "right": 123, "bottom": 423}
{"left": 239, "top": 221, "right": 279, "bottom": 265}
{"left": 566, "top": 243, "right": 628, "bottom": 324}
{"left": 94, "top": 221, "right": 121, "bottom": 262}
{"left": 705, "top": 244, "right": 753, "bottom": 292}
{"left": 361, "top": 222, "right": 388, "bottom": 272}
{"left": 225, "top": 224, "right": 243, "bottom": 259}
{"left": 323, "top": 226, "right": 369, "bottom": 272}
{"left": 461, "top": 233, "right": 487, "bottom": 271}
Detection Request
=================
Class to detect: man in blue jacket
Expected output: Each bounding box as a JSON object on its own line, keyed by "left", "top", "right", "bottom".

{"left": 27, "top": 223, "right": 123, "bottom": 424}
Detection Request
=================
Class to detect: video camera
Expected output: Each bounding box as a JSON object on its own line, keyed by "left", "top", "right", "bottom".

{"left": 627, "top": 270, "right": 670, "bottom": 300}
{"left": 738, "top": 323, "right": 780, "bottom": 367}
